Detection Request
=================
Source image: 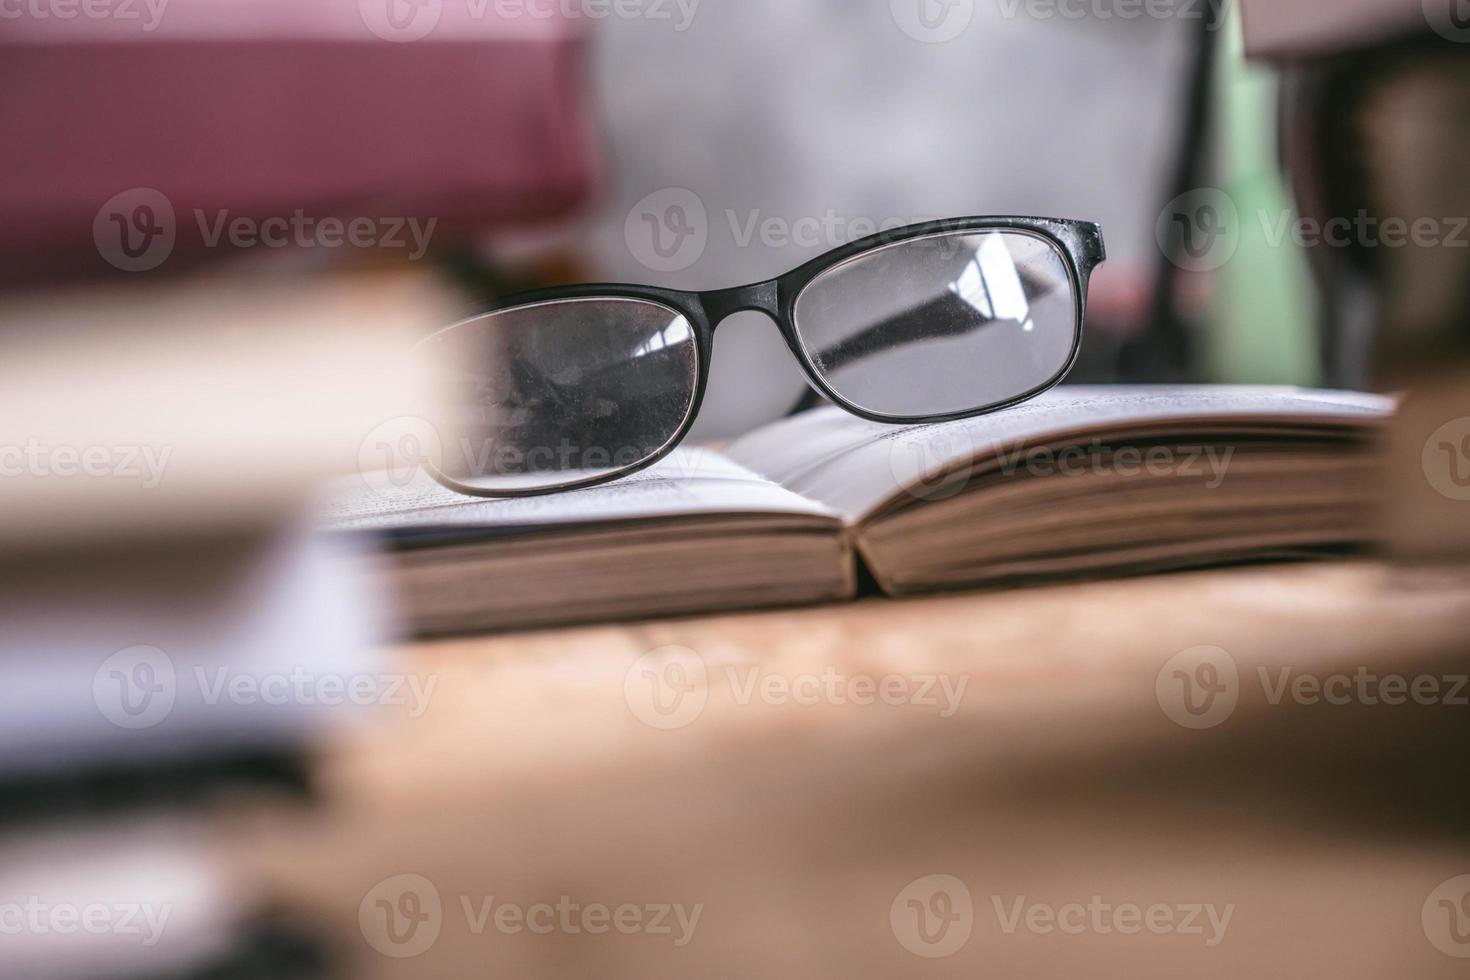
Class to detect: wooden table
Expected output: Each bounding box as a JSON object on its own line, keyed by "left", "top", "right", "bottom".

{"left": 228, "top": 561, "right": 1470, "bottom": 979}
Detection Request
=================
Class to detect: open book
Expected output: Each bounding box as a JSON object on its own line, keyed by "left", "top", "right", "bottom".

{"left": 325, "top": 386, "right": 1392, "bottom": 636}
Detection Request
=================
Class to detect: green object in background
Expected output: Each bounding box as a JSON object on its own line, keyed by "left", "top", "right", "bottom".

{"left": 1206, "top": 5, "right": 1320, "bottom": 386}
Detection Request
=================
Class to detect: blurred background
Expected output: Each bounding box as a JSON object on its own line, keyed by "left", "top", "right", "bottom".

{"left": 526, "top": 0, "right": 1202, "bottom": 437}
{"left": 4, "top": 0, "right": 1470, "bottom": 977}
{"left": 15, "top": 0, "right": 1464, "bottom": 429}
{"left": 2, "top": 0, "right": 1326, "bottom": 438}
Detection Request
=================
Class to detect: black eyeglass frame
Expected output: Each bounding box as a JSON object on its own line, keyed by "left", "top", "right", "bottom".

{"left": 430, "top": 215, "right": 1106, "bottom": 498}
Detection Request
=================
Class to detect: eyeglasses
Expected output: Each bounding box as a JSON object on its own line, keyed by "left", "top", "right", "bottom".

{"left": 416, "top": 215, "right": 1106, "bottom": 497}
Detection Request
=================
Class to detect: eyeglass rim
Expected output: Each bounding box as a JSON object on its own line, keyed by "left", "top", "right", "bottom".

{"left": 419, "top": 215, "right": 1106, "bottom": 499}
{"left": 786, "top": 225, "right": 1085, "bottom": 421}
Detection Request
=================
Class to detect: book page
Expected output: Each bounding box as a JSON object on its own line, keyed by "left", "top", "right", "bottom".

{"left": 323, "top": 447, "right": 840, "bottom": 543}
{"left": 725, "top": 386, "right": 1394, "bottom": 524}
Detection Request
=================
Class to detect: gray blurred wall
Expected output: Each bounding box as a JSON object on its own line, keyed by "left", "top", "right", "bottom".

{"left": 554, "top": 1, "right": 1195, "bottom": 438}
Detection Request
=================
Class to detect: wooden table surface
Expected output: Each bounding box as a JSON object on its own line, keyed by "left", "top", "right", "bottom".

{"left": 228, "top": 561, "right": 1470, "bottom": 979}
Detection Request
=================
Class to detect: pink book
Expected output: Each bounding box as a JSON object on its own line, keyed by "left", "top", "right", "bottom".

{"left": 1, "top": 0, "right": 600, "bottom": 274}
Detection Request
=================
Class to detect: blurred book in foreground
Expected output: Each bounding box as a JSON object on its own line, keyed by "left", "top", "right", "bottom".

{"left": 0, "top": 271, "right": 455, "bottom": 552}
{"left": 0, "top": 820, "right": 323, "bottom": 980}
{"left": 0, "top": 269, "right": 456, "bottom": 979}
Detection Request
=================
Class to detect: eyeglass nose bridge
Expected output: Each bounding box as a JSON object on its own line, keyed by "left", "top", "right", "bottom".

{"left": 700, "top": 280, "right": 780, "bottom": 327}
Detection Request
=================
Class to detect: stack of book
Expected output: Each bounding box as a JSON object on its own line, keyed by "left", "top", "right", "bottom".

{"left": 0, "top": 272, "right": 454, "bottom": 979}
